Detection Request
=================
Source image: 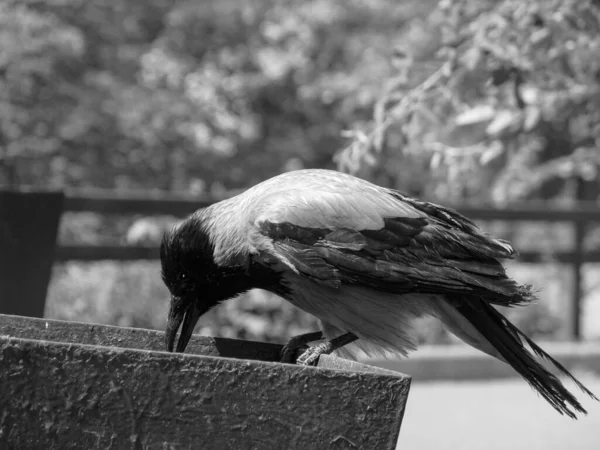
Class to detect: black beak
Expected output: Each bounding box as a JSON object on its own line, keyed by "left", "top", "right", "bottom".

{"left": 165, "top": 296, "right": 203, "bottom": 353}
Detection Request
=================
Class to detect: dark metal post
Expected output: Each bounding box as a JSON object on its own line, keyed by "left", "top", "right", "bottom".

{"left": 0, "top": 190, "right": 65, "bottom": 317}
{"left": 569, "top": 177, "right": 587, "bottom": 341}
{"left": 570, "top": 219, "right": 585, "bottom": 341}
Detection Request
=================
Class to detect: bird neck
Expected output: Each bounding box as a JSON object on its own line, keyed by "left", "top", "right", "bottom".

{"left": 190, "top": 199, "right": 291, "bottom": 299}
{"left": 208, "top": 260, "right": 290, "bottom": 302}
{"left": 198, "top": 199, "right": 255, "bottom": 266}
{"left": 212, "top": 265, "right": 255, "bottom": 300}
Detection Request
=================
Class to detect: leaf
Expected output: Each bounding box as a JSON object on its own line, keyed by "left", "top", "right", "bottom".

{"left": 479, "top": 141, "right": 504, "bottom": 166}
{"left": 416, "top": 103, "right": 441, "bottom": 125}
{"left": 486, "top": 110, "right": 516, "bottom": 135}
{"left": 462, "top": 46, "right": 482, "bottom": 71}
{"left": 523, "top": 107, "right": 541, "bottom": 131}
{"left": 455, "top": 105, "right": 495, "bottom": 126}
{"left": 520, "top": 85, "right": 539, "bottom": 105}
{"left": 430, "top": 151, "right": 443, "bottom": 169}
{"left": 530, "top": 28, "right": 550, "bottom": 45}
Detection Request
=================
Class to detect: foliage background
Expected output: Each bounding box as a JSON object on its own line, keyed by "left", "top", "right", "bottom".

{"left": 3, "top": 0, "right": 600, "bottom": 345}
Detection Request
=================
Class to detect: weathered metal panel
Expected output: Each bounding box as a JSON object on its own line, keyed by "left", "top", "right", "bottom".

{"left": 0, "top": 314, "right": 283, "bottom": 362}
{"left": 0, "top": 314, "right": 411, "bottom": 450}
{"left": 0, "top": 191, "right": 64, "bottom": 317}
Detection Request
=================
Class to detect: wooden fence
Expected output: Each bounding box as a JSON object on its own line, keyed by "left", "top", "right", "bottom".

{"left": 51, "top": 191, "right": 600, "bottom": 341}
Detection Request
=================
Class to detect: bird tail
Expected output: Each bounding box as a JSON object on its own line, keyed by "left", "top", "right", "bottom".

{"left": 445, "top": 297, "right": 597, "bottom": 418}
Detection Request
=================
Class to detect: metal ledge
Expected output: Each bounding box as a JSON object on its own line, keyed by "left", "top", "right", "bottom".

{"left": 0, "top": 314, "right": 411, "bottom": 450}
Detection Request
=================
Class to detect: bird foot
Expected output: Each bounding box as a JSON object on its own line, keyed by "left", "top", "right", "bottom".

{"left": 280, "top": 331, "right": 324, "bottom": 364}
{"left": 296, "top": 341, "right": 333, "bottom": 366}
{"left": 280, "top": 341, "right": 311, "bottom": 364}
{"left": 296, "top": 332, "right": 359, "bottom": 366}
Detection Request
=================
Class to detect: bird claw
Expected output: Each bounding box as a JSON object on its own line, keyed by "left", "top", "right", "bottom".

{"left": 281, "top": 332, "right": 356, "bottom": 365}
{"left": 279, "top": 341, "right": 310, "bottom": 364}
{"left": 279, "top": 331, "right": 324, "bottom": 364}
{"left": 296, "top": 342, "right": 332, "bottom": 366}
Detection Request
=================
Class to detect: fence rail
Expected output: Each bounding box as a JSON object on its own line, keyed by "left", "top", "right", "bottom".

{"left": 54, "top": 192, "right": 600, "bottom": 341}
{"left": 64, "top": 192, "right": 600, "bottom": 220}
{"left": 64, "top": 192, "right": 216, "bottom": 216}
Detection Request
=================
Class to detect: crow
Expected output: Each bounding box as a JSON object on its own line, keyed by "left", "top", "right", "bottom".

{"left": 161, "top": 169, "right": 596, "bottom": 418}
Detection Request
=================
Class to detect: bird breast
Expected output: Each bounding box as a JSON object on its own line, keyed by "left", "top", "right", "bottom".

{"left": 280, "top": 272, "right": 441, "bottom": 358}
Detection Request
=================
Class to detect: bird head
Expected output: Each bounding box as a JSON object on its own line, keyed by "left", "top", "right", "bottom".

{"left": 160, "top": 211, "right": 251, "bottom": 354}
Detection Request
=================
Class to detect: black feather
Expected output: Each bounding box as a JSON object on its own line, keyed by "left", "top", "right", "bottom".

{"left": 361, "top": 228, "right": 413, "bottom": 247}
{"left": 390, "top": 190, "right": 516, "bottom": 259}
{"left": 452, "top": 297, "right": 598, "bottom": 418}
{"left": 273, "top": 241, "right": 340, "bottom": 288}
{"left": 382, "top": 216, "right": 428, "bottom": 236}
{"left": 258, "top": 220, "right": 329, "bottom": 244}
{"left": 258, "top": 214, "right": 531, "bottom": 306}
{"left": 389, "top": 190, "right": 480, "bottom": 233}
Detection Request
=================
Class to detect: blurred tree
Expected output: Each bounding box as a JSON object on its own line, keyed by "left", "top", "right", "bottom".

{"left": 337, "top": 0, "right": 600, "bottom": 204}
{"left": 0, "top": 0, "right": 437, "bottom": 192}
{"left": 5, "top": 0, "right": 598, "bottom": 201}
{"left": 0, "top": 3, "right": 86, "bottom": 186}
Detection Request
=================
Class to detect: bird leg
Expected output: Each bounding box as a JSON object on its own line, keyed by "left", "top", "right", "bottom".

{"left": 280, "top": 331, "right": 324, "bottom": 363}
{"left": 296, "top": 332, "right": 358, "bottom": 366}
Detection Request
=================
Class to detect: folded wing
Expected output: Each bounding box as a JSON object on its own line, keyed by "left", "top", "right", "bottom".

{"left": 256, "top": 188, "right": 532, "bottom": 306}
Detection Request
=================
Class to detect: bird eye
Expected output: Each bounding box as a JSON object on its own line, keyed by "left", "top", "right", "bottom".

{"left": 180, "top": 273, "right": 186, "bottom": 280}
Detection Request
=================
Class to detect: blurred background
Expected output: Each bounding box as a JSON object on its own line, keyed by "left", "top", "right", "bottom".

{"left": 1, "top": 0, "right": 600, "bottom": 447}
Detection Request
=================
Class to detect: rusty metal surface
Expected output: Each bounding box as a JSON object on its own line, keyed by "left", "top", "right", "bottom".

{"left": 0, "top": 315, "right": 411, "bottom": 449}
{"left": 0, "top": 314, "right": 410, "bottom": 377}
{"left": 0, "top": 314, "right": 283, "bottom": 362}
